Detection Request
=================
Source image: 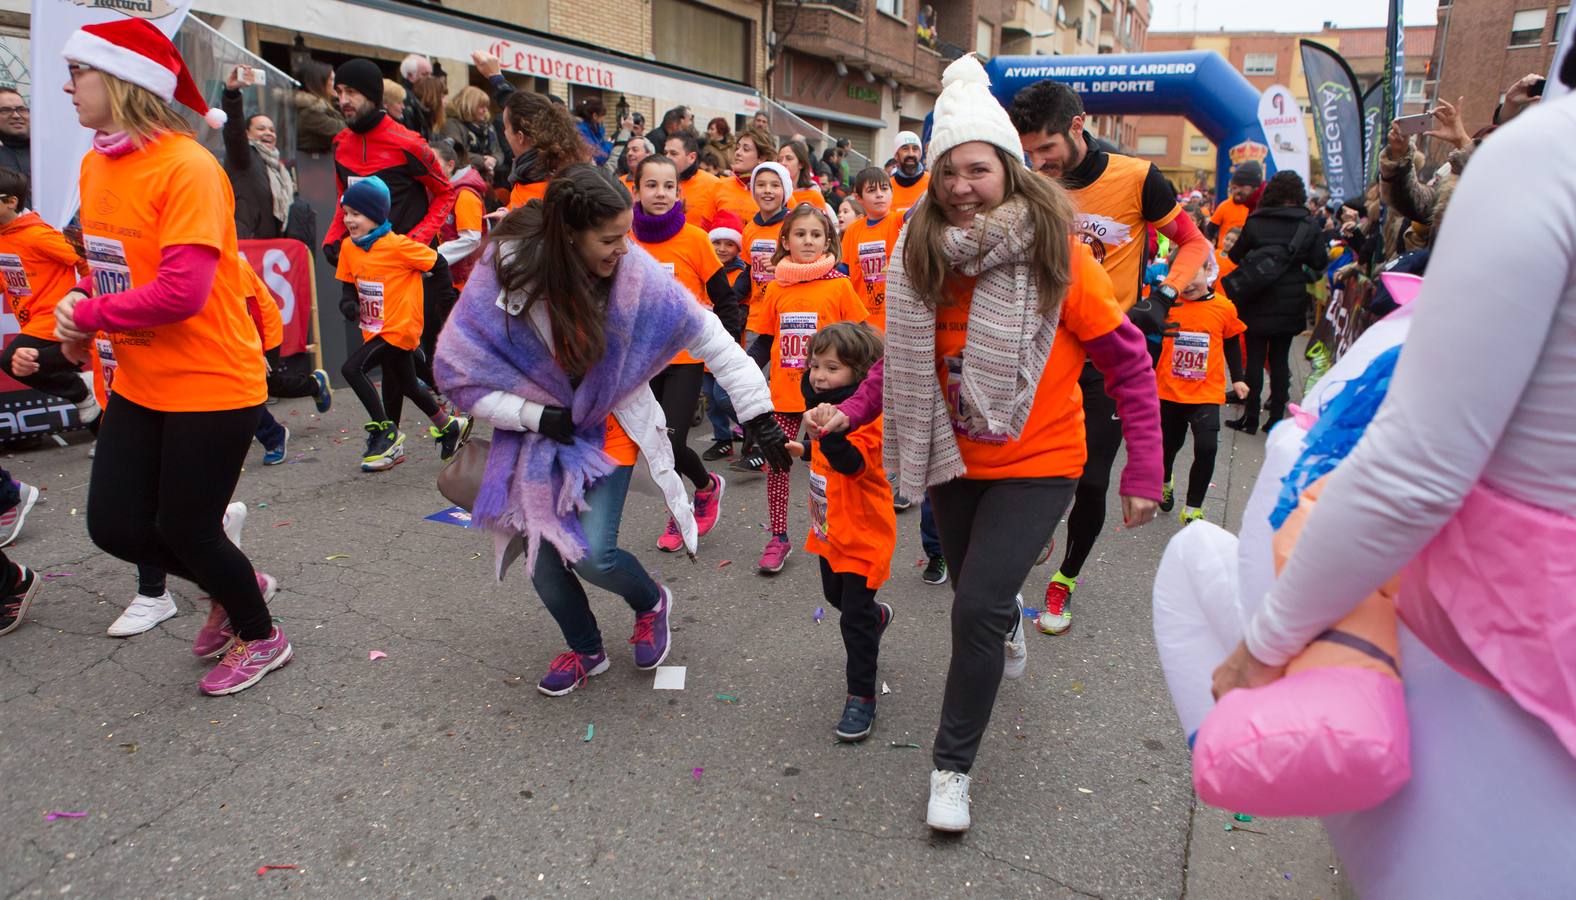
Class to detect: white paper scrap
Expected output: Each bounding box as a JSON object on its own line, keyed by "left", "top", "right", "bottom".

{"left": 653, "top": 666, "right": 687, "bottom": 690}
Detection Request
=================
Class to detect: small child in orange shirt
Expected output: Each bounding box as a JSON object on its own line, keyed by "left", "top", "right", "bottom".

{"left": 334, "top": 176, "right": 469, "bottom": 472}
{"left": 784, "top": 322, "right": 894, "bottom": 742}
{"left": 1156, "top": 255, "right": 1247, "bottom": 524}
{"left": 745, "top": 203, "right": 869, "bottom": 574}
{"left": 838, "top": 166, "right": 905, "bottom": 333}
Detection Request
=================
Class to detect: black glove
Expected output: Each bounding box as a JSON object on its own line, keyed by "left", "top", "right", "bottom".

{"left": 743, "top": 412, "right": 792, "bottom": 472}
{"left": 340, "top": 298, "right": 358, "bottom": 322}
{"left": 538, "top": 405, "right": 575, "bottom": 445}
{"left": 322, "top": 240, "right": 340, "bottom": 268}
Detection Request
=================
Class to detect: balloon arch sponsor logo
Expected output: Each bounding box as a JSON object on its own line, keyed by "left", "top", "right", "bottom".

{"left": 1227, "top": 140, "right": 1269, "bottom": 168}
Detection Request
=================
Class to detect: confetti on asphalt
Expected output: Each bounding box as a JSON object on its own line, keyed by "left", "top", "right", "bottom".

{"left": 44, "top": 811, "right": 87, "bottom": 821}
{"left": 691, "top": 767, "right": 703, "bottom": 781}
{"left": 1023, "top": 607, "right": 1039, "bottom": 618}
{"left": 256, "top": 865, "right": 299, "bottom": 875}
{"left": 324, "top": 554, "right": 350, "bottom": 561}
{"left": 368, "top": 651, "right": 387, "bottom": 661}
{"left": 1233, "top": 813, "right": 1254, "bottom": 822}
{"left": 881, "top": 682, "right": 890, "bottom": 695}
{"left": 715, "top": 693, "right": 739, "bottom": 703}
{"left": 1077, "top": 788, "right": 1094, "bottom": 794}
{"left": 273, "top": 521, "right": 292, "bottom": 527}
{"left": 257, "top": 502, "right": 268, "bottom": 508}
{"left": 43, "top": 572, "right": 73, "bottom": 579}
{"left": 582, "top": 724, "right": 594, "bottom": 742}
{"left": 717, "top": 559, "right": 731, "bottom": 568}
{"left": 813, "top": 607, "right": 824, "bottom": 623}
{"left": 888, "top": 742, "right": 921, "bottom": 749}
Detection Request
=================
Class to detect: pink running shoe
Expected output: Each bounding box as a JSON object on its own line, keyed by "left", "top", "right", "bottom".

{"left": 656, "top": 518, "right": 684, "bottom": 553}
{"left": 693, "top": 473, "right": 726, "bottom": 537}
{"left": 191, "top": 573, "right": 279, "bottom": 659}
{"left": 199, "top": 626, "right": 292, "bottom": 695}
{"left": 758, "top": 535, "right": 792, "bottom": 574}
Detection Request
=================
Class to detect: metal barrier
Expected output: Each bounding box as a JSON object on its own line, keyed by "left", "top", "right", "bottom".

{"left": 758, "top": 97, "right": 872, "bottom": 179}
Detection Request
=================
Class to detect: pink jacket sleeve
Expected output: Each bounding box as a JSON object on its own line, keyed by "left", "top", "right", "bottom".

{"left": 1083, "top": 319, "right": 1164, "bottom": 501}
{"left": 73, "top": 244, "right": 220, "bottom": 333}
{"left": 836, "top": 357, "right": 884, "bottom": 430}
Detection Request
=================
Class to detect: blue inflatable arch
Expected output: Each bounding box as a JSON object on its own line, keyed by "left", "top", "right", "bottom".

{"left": 983, "top": 51, "right": 1274, "bottom": 203}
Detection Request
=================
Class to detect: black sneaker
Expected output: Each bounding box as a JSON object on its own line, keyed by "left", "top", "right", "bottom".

{"left": 432, "top": 415, "right": 474, "bottom": 461}
{"left": 729, "top": 448, "right": 765, "bottom": 473}
{"left": 893, "top": 494, "right": 914, "bottom": 511}
{"left": 876, "top": 601, "right": 894, "bottom": 638}
{"left": 702, "top": 439, "right": 735, "bottom": 461}
{"left": 921, "top": 555, "right": 948, "bottom": 585}
{"left": 0, "top": 564, "right": 39, "bottom": 635}
{"left": 834, "top": 695, "right": 877, "bottom": 743}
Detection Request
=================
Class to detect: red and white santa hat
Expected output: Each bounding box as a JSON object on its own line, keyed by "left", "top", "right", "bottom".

{"left": 63, "top": 17, "right": 227, "bottom": 128}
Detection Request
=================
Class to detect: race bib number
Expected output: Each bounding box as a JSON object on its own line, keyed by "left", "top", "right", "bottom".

{"left": 84, "top": 235, "right": 134, "bottom": 297}
{"left": 356, "top": 279, "right": 386, "bottom": 332}
{"left": 777, "top": 311, "right": 818, "bottom": 370}
{"left": 750, "top": 239, "right": 776, "bottom": 283}
{"left": 1170, "top": 331, "right": 1210, "bottom": 381}
{"left": 0, "top": 253, "right": 31, "bottom": 299}
{"left": 944, "top": 355, "right": 1008, "bottom": 444}
{"left": 808, "top": 469, "right": 829, "bottom": 541}
{"left": 857, "top": 239, "right": 887, "bottom": 284}
{"left": 95, "top": 336, "right": 117, "bottom": 395}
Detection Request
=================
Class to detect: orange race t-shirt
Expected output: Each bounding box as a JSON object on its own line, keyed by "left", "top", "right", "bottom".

{"left": 1067, "top": 153, "right": 1179, "bottom": 311}
{"left": 839, "top": 214, "right": 904, "bottom": 332}
{"left": 508, "top": 180, "right": 547, "bottom": 210}
{"left": 790, "top": 187, "right": 828, "bottom": 214}
{"left": 805, "top": 416, "right": 896, "bottom": 590}
{"left": 603, "top": 416, "right": 639, "bottom": 466}
{"left": 890, "top": 172, "right": 930, "bottom": 213}
{"left": 1209, "top": 198, "right": 1250, "bottom": 250}
{"left": 753, "top": 274, "right": 869, "bottom": 413}
{"left": 451, "top": 188, "right": 485, "bottom": 285}
{"left": 77, "top": 131, "right": 266, "bottom": 412}
{"left": 1156, "top": 295, "right": 1246, "bottom": 405}
{"left": 335, "top": 231, "right": 436, "bottom": 350}
{"left": 241, "top": 263, "right": 285, "bottom": 352}
{"left": 634, "top": 223, "right": 723, "bottom": 366}
{"left": 619, "top": 174, "right": 635, "bottom": 197}
{"left": 87, "top": 330, "right": 115, "bottom": 409}
{"left": 713, "top": 173, "right": 758, "bottom": 224}
{"left": 741, "top": 213, "right": 786, "bottom": 325}
{"left": 0, "top": 211, "right": 85, "bottom": 341}
{"left": 1214, "top": 247, "right": 1238, "bottom": 302}
{"left": 936, "top": 240, "right": 1124, "bottom": 480}
{"left": 680, "top": 169, "right": 719, "bottom": 230}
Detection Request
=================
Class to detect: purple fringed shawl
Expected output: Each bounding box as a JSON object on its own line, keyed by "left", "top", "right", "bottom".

{"left": 434, "top": 241, "right": 707, "bottom": 575}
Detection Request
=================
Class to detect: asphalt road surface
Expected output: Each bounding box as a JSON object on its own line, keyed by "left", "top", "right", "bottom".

{"left": 1, "top": 391, "right": 1349, "bottom": 898}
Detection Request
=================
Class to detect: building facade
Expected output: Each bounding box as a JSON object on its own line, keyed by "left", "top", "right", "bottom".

{"left": 1130, "top": 23, "right": 1434, "bottom": 192}
{"left": 1430, "top": 0, "right": 1569, "bottom": 152}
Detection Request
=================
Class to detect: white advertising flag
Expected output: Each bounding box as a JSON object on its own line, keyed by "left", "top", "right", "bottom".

{"left": 1257, "top": 84, "right": 1310, "bottom": 186}
{"left": 29, "top": 0, "right": 195, "bottom": 229}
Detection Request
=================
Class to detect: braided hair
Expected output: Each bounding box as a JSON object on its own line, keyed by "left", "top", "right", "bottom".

{"left": 489, "top": 164, "right": 632, "bottom": 376}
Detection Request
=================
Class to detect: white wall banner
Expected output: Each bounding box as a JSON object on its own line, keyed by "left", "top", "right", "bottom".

{"left": 30, "top": 0, "right": 196, "bottom": 229}
{"left": 1257, "top": 84, "right": 1310, "bottom": 186}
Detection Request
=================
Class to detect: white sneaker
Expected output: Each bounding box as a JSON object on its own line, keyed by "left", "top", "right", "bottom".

{"left": 223, "top": 501, "right": 247, "bottom": 549}
{"left": 1003, "top": 593, "right": 1028, "bottom": 680}
{"left": 927, "top": 769, "right": 972, "bottom": 832}
{"left": 0, "top": 482, "right": 39, "bottom": 547}
{"left": 107, "top": 590, "right": 178, "bottom": 637}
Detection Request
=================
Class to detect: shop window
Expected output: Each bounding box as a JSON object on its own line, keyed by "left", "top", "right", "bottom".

{"left": 1243, "top": 53, "right": 1276, "bottom": 75}
{"left": 652, "top": 0, "right": 748, "bottom": 83}
{"left": 1136, "top": 135, "right": 1167, "bottom": 156}
{"left": 1510, "top": 9, "right": 1547, "bottom": 47}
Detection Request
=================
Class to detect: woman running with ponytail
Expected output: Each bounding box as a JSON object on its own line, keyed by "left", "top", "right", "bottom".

{"left": 56, "top": 19, "right": 289, "bottom": 695}
{"left": 503, "top": 91, "right": 588, "bottom": 210}
{"left": 435, "top": 165, "right": 791, "bottom": 697}
{"left": 627, "top": 153, "right": 744, "bottom": 552}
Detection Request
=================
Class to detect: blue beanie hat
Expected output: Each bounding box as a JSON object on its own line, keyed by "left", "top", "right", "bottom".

{"left": 342, "top": 176, "right": 391, "bottom": 224}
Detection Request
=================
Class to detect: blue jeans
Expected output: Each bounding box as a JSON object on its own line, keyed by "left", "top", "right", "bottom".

{"left": 702, "top": 372, "right": 738, "bottom": 442}
{"left": 254, "top": 408, "right": 286, "bottom": 449}
{"left": 529, "top": 465, "right": 660, "bottom": 655}
{"left": 920, "top": 495, "right": 942, "bottom": 558}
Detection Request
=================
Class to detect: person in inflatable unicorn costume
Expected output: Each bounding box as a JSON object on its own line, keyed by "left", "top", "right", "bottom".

{"left": 1152, "top": 89, "right": 1576, "bottom": 898}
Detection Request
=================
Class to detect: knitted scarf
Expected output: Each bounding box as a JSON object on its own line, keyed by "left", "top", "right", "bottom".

{"left": 433, "top": 241, "right": 709, "bottom": 577}
{"left": 251, "top": 139, "right": 296, "bottom": 227}
{"left": 881, "top": 197, "right": 1062, "bottom": 500}
{"left": 632, "top": 199, "right": 687, "bottom": 244}
{"left": 772, "top": 252, "right": 838, "bottom": 285}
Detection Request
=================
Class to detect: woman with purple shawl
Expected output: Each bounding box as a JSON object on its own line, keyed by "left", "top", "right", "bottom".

{"left": 435, "top": 165, "right": 792, "bottom": 697}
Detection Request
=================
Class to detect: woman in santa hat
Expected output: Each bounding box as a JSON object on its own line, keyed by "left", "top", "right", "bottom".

{"left": 52, "top": 18, "right": 290, "bottom": 696}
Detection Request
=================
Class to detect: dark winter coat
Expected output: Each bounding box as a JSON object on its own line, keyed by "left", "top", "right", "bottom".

{"left": 220, "top": 88, "right": 281, "bottom": 240}
{"left": 1227, "top": 205, "right": 1326, "bottom": 335}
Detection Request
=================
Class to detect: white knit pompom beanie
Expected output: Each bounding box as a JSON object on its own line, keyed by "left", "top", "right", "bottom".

{"left": 926, "top": 54, "right": 1023, "bottom": 166}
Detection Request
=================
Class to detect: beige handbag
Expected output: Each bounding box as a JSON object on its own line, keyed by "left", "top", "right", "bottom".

{"left": 436, "top": 437, "right": 490, "bottom": 511}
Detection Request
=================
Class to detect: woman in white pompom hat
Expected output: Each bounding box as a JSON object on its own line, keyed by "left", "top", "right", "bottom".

{"left": 808, "top": 53, "right": 1164, "bottom": 832}
{"left": 56, "top": 18, "right": 290, "bottom": 697}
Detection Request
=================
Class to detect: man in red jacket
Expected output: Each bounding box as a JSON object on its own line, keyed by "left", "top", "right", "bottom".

{"left": 324, "top": 59, "right": 457, "bottom": 385}
{"left": 321, "top": 59, "right": 456, "bottom": 264}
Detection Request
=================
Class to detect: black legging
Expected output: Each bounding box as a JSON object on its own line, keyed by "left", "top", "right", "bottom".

{"left": 86, "top": 395, "right": 271, "bottom": 641}
{"left": 1241, "top": 330, "right": 1297, "bottom": 425}
{"left": 341, "top": 336, "right": 441, "bottom": 427}
{"left": 264, "top": 347, "right": 318, "bottom": 399}
{"left": 1161, "top": 400, "right": 1220, "bottom": 508}
{"left": 649, "top": 362, "right": 709, "bottom": 491}
{"left": 0, "top": 334, "right": 88, "bottom": 403}
{"left": 1059, "top": 363, "right": 1121, "bottom": 580}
